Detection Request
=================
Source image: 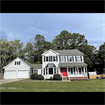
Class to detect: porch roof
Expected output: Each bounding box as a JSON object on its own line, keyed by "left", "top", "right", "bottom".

{"left": 59, "top": 62, "right": 87, "bottom": 67}
{"left": 31, "top": 64, "right": 42, "bottom": 69}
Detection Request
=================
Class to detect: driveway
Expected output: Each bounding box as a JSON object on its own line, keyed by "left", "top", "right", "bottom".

{"left": 0, "top": 79, "right": 24, "bottom": 85}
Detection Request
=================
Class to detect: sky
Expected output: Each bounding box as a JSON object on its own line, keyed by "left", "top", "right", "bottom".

{"left": 0, "top": 13, "right": 105, "bottom": 50}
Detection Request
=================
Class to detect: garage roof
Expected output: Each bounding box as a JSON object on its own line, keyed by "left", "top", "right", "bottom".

{"left": 88, "top": 72, "right": 97, "bottom": 75}
{"left": 19, "top": 58, "right": 42, "bottom": 69}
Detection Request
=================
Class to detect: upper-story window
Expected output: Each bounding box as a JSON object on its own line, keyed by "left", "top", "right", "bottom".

{"left": 46, "top": 56, "right": 48, "bottom": 62}
{"left": 53, "top": 56, "right": 55, "bottom": 61}
{"left": 77, "top": 56, "right": 81, "bottom": 62}
{"left": 49, "top": 56, "right": 52, "bottom": 62}
{"left": 15, "top": 61, "right": 21, "bottom": 65}
{"left": 68, "top": 56, "right": 73, "bottom": 62}
{"left": 61, "top": 56, "right": 64, "bottom": 62}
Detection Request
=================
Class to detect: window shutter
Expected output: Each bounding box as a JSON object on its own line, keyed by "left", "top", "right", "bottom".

{"left": 44, "top": 56, "right": 45, "bottom": 62}
{"left": 49, "top": 56, "right": 51, "bottom": 62}
{"left": 51, "top": 56, "right": 52, "bottom": 62}
{"left": 56, "top": 56, "right": 58, "bottom": 61}
{"left": 72, "top": 56, "right": 74, "bottom": 62}
{"left": 64, "top": 56, "right": 66, "bottom": 62}
{"left": 75, "top": 56, "right": 77, "bottom": 62}
{"left": 59, "top": 56, "right": 61, "bottom": 62}
{"left": 80, "top": 56, "right": 82, "bottom": 61}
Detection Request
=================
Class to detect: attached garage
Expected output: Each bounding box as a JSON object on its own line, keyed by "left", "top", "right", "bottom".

{"left": 3, "top": 57, "right": 32, "bottom": 79}
{"left": 17, "top": 70, "right": 29, "bottom": 78}
{"left": 5, "top": 70, "right": 17, "bottom": 79}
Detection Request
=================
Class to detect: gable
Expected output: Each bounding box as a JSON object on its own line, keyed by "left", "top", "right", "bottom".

{"left": 4, "top": 57, "right": 30, "bottom": 70}
{"left": 42, "top": 49, "right": 59, "bottom": 56}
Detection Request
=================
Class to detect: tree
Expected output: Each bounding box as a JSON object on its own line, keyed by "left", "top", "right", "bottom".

{"left": 52, "top": 30, "right": 88, "bottom": 50}
{"left": 24, "top": 42, "right": 34, "bottom": 63}
{"left": 95, "top": 42, "right": 105, "bottom": 73}
{"left": 78, "top": 44, "right": 97, "bottom": 71}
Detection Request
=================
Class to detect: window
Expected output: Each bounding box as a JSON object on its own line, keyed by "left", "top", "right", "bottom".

{"left": 46, "top": 68, "right": 48, "bottom": 74}
{"left": 46, "top": 56, "right": 48, "bottom": 61}
{"left": 34, "top": 69, "right": 38, "bottom": 73}
{"left": 53, "top": 56, "right": 55, "bottom": 61}
{"left": 69, "top": 56, "right": 72, "bottom": 62}
{"left": 49, "top": 68, "right": 53, "bottom": 74}
{"left": 49, "top": 56, "right": 52, "bottom": 62}
{"left": 15, "top": 61, "right": 21, "bottom": 65}
{"left": 71, "top": 68, "right": 73, "bottom": 74}
{"left": 54, "top": 68, "right": 56, "bottom": 74}
{"left": 43, "top": 68, "right": 45, "bottom": 75}
{"left": 61, "top": 56, "right": 64, "bottom": 62}
{"left": 77, "top": 56, "right": 80, "bottom": 62}
{"left": 79, "top": 68, "right": 81, "bottom": 74}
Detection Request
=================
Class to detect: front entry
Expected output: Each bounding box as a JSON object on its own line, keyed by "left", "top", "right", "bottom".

{"left": 61, "top": 68, "right": 67, "bottom": 76}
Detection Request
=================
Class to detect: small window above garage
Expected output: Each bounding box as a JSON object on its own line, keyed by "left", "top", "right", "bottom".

{"left": 15, "top": 61, "right": 21, "bottom": 65}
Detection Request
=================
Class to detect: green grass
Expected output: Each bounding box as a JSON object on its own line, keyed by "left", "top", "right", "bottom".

{"left": 0, "top": 79, "right": 105, "bottom": 92}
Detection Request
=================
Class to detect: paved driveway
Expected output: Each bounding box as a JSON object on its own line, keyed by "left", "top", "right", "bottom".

{"left": 0, "top": 79, "right": 24, "bottom": 85}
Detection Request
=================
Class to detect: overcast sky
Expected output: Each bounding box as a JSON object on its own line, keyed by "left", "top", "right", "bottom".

{"left": 0, "top": 13, "right": 105, "bottom": 50}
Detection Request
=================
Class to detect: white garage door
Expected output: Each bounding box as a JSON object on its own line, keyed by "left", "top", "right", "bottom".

{"left": 6, "top": 70, "right": 16, "bottom": 79}
{"left": 17, "top": 70, "right": 29, "bottom": 78}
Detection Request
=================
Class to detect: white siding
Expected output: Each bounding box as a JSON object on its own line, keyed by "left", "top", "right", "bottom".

{"left": 5, "top": 58, "right": 30, "bottom": 71}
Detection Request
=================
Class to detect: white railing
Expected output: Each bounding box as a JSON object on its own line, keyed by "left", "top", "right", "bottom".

{"left": 60, "top": 73, "right": 63, "bottom": 81}
{"left": 67, "top": 72, "right": 70, "bottom": 81}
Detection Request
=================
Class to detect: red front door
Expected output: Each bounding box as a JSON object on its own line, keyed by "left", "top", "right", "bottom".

{"left": 61, "top": 68, "right": 67, "bottom": 76}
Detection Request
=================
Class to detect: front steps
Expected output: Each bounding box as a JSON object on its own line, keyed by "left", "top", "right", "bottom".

{"left": 62, "top": 77, "right": 69, "bottom": 81}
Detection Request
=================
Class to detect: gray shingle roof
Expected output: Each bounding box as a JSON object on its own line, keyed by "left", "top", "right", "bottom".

{"left": 19, "top": 57, "right": 42, "bottom": 69}
{"left": 54, "top": 49, "right": 84, "bottom": 55}
{"left": 31, "top": 64, "right": 42, "bottom": 69}
{"left": 59, "top": 62, "right": 87, "bottom": 67}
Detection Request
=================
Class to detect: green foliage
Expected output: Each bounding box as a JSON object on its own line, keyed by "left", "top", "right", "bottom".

{"left": 50, "top": 76, "right": 53, "bottom": 80}
{"left": 30, "top": 73, "right": 38, "bottom": 80}
{"left": 37, "top": 74, "right": 44, "bottom": 80}
{"left": 53, "top": 74, "right": 62, "bottom": 80}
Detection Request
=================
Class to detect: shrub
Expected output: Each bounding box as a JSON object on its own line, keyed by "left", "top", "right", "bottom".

{"left": 53, "top": 74, "right": 62, "bottom": 80}
{"left": 37, "top": 74, "right": 44, "bottom": 80}
{"left": 50, "top": 76, "right": 53, "bottom": 80}
{"left": 30, "top": 73, "right": 38, "bottom": 80}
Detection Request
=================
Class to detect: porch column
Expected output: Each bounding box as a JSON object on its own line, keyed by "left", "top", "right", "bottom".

{"left": 77, "top": 67, "right": 78, "bottom": 75}
{"left": 53, "top": 68, "right": 54, "bottom": 75}
{"left": 47, "top": 68, "right": 49, "bottom": 75}
{"left": 83, "top": 67, "right": 85, "bottom": 76}
{"left": 73, "top": 67, "right": 74, "bottom": 75}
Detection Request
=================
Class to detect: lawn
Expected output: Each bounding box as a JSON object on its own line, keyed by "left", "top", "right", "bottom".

{"left": 0, "top": 79, "right": 105, "bottom": 92}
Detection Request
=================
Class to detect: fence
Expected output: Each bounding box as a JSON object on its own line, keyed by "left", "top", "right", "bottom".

{"left": 89, "top": 74, "right": 105, "bottom": 79}
{"left": 0, "top": 73, "right": 3, "bottom": 78}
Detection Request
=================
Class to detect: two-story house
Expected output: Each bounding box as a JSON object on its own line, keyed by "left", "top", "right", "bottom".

{"left": 3, "top": 49, "right": 88, "bottom": 80}
{"left": 42, "top": 49, "right": 88, "bottom": 80}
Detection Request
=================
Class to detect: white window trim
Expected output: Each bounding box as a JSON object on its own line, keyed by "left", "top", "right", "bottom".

{"left": 77, "top": 56, "right": 81, "bottom": 62}
{"left": 61, "top": 56, "right": 65, "bottom": 62}
{"left": 68, "top": 56, "right": 73, "bottom": 62}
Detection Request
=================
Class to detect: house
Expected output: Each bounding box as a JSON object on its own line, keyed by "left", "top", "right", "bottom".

{"left": 3, "top": 49, "right": 88, "bottom": 80}
{"left": 42, "top": 49, "right": 88, "bottom": 80}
